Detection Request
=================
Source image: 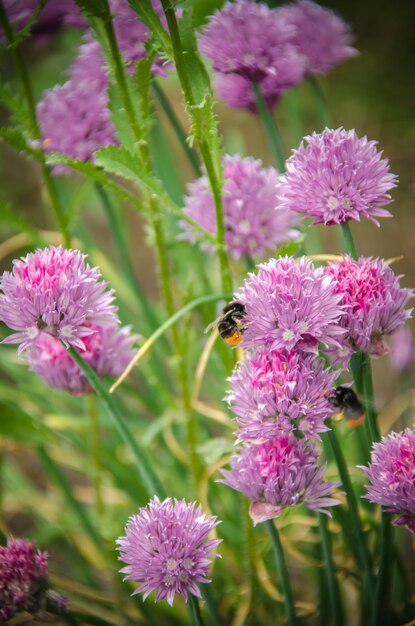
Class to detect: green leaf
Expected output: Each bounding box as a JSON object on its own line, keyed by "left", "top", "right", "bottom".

{"left": 0, "top": 126, "right": 42, "bottom": 158}
{"left": 0, "top": 400, "right": 55, "bottom": 445}
{"left": 73, "top": 0, "right": 110, "bottom": 20}
{"left": 0, "top": 83, "right": 29, "bottom": 127}
{"left": 9, "top": 0, "right": 47, "bottom": 46}
{"left": 128, "top": 0, "right": 173, "bottom": 59}
{"left": 0, "top": 199, "right": 46, "bottom": 244}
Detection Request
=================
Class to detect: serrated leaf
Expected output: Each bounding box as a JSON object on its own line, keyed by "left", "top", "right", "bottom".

{"left": 73, "top": 0, "right": 110, "bottom": 20}
{"left": 0, "top": 83, "right": 29, "bottom": 127}
{"left": 9, "top": 0, "right": 47, "bottom": 46}
{"left": 128, "top": 0, "right": 173, "bottom": 59}
{"left": 0, "top": 126, "right": 42, "bottom": 158}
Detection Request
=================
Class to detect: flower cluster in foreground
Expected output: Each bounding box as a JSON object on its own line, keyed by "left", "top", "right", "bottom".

{"left": 360, "top": 429, "right": 415, "bottom": 533}
{"left": 180, "top": 155, "right": 300, "bottom": 260}
{"left": 117, "top": 497, "right": 221, "bottom": 605}
{"left": 220, "top": 435, "right": 341, "bottom": 525}
{"left": 199, "top": 0, "right": 356, "bottom": 111}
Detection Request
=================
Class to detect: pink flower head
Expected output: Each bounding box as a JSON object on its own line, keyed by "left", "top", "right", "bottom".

{"left": 326, "top": 256, "right": 414, "bottom": 356}
{"left": 227, "top": 350, "right": 338, "bottom": 441}
{"left": 0, "top": 537, "right": 48, "bottom": 622}
{"left": 219, "top": 435, "right": 341, "bottom": 525}
{"left": 280, "top": 128, "right": 398, "bottom": 225}
{"left": 236, "top": 256, "right": 345, "bottom": 354}
{"left": 389, "top": 326, "right": 415, "bottom": 373}
{"left": 278, "top": 0, "right": 358, "bottom": 76}
{"left": 117, "top": 497, "right": 221, "bottom": 606}
{"left": 360, "top": 429, "right": 415, "bottom": 533}
{"left": 199, "top": 0, "right": 305, "bottom": 111}
{"left": 180, "top": 155, "right": 300, "bottom": 260}
{"left": 2, "top": 0, "right": 84, "bottom": 36}
{"left": 0, "top": 246, "right": 118, "bottom": 353}
{"left": 26, "top": 324, "right": 137, "bottom": 395}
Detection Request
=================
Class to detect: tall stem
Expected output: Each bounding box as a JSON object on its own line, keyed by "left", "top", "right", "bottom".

{"left": 308, "top": 76, "right": 332, "bottom": 128}
{"left": 152, "top": 81, "right": 201, "bottom": 177}
{"left": 253, "top": 83, "right": 285, "bottom": 173}
{"left": 325, "top": 429, "right": 374, "bottom": 597}
{"left": 361, "top": 352, "right": 380, "bottom": 442}
{"left": 87, "top": 394, "right": 104, "bottom": 525}
{"left": 371, "top": 514, "right": 392, "bottom": 626}
{"left": 188, "top": 594, "right": 206, "bottom": 626}
{"left": 340, "top": 222, "right": 358, "bottom": 260}
{"left": 317, "top": 513, "right": 343, "bottom": 626}
{"left": 0, "top": 1, "right": 70, "bottom": 246}
{"left": 265, "top": 520, "right": 297, "bottom": 626}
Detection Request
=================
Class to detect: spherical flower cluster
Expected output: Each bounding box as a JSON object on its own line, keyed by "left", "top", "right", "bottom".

{"left": 360, "top": 429, "right": 415, "bottom": 533}
{"left": 0, "top": 537, "right": 48, "bottom": 622}
{"left": 0, "top": 246, "right": 118, "bottom": 353}
{"left": 26, "top": 324, "right": 137, "bottom": 395}
{"left": 326, "top": 256, "right": 413, "bottom": 356}
{"left": 389, "top": 326, "right": 415, "bottom": 373}
{"left": 117, "top": 497, "right": 221, "bottom": 606}
{"left": 278, "top": 0, "right": 357, "bottom": 76}
{"left": 199, "top": 0, "right": 305, "bottom": 111}
{"left": 219, "top": 434, "right": 341, "bottom": 525}
{"left": 280, "top": 128, "right": 398, "bottom": 226}
{"left": 227, "top": 349, "right": 337, "bottom": 441}
{"left": 236, "top": 256, "right": 345, "bottom": 353}
{"left": 180, "top": 155, "right": 300, "bottom": 260}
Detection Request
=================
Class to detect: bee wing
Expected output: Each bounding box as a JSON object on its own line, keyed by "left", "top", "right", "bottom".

{"left": 204, "top": 318, "right": 220, "bottom": 334}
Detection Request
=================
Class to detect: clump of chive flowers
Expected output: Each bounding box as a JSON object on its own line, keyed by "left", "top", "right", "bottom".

{"left": 278, "top": 0, "right": 357, "bottom": 76}
{"left": 360, "top": 429, "right": 415, "bottom": 533}
{"left": 389, "top": 326, "right": 415, "bottom": 373}
{"left": 227, "top": 350, "right": 338, "bottom": 441}
{"left": 0, "top": 537, "right": 66, "bottom": 622}
{"left": 198, "top": 0, "right": 305, "bottom": 111}
{"left": 26, "top": 324, "right": 137, "bottom": 395}
{"left": 117, "top": 497, "right": 221, "bottom": 606}
{"left": 0, "top": 246, "right": 118, "bottom": 353}
{"left": 180, "top": 155, "right": 300, "bottom": 260}
{"left": 280, "top": 128, "right": 398, "bottom": 225}
{"left": 219, "top": 434, "right": 341, "bottom": 525}
{"left": 326, "top": 256, "right": 413, "bottom": 357}
{"left": 235, "top": 256, "right": 345, "bottom": 353}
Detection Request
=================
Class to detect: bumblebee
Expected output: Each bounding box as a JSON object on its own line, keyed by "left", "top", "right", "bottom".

{"left": 206, "top": 302, "right": 246, "bottom": 346}
{"left": 329, "top": 385, "right": 365, "bottom": 428}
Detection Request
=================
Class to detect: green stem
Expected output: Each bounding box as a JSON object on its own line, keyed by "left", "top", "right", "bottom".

{"left": 152, "top": 81, "right": 201, "bottom": 177}
{"left": 265, "top": 520, "right": 297, "bottom": 626}
{"left": 87, "top": 394, "right": 104, "bottom": 525}
{"left": 0, "top": 1, "right": 70, "bottom": 246}
{"left": 200, "top": 586, "right": 225, "bottom": 626}
{"left": 160, "top": 0, "right": 233, "bottom": 296}
{"left": 66, "top": 346, "right": 165, "bottom": 500}
{"left": 325, "top": 429, "right": 374, "bottom": 597}
{"left": 37, "top": 445, "right": 103, "bottom": 549}
{"left": 253, "top": 82, "right": 285, "bottom": 173}
{"left": 340, "top": 222, "right": 358, "bottom": 260}
{"left": 188, "top": 594, "right": 206, "bottom": 626}
{"left": 308, "top": 76, "right": 332, "bottom": 128}
{"left": 317, "top": 513, "right": 343, "bottom": 626}
{"left": 371, "top": 514, "right": 392, "bottom": 626}
{"left": 361, "top": 353, "right": 380, "bottom": 442}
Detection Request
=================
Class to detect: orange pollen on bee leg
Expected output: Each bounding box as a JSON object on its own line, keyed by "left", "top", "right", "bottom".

{"left": 346, "top": 413, "right": 366, "bottom": 428}
{"left": 224, "top": 331, "right": 243, "bottom": 346}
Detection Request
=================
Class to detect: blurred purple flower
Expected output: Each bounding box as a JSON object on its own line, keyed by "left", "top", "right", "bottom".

{"left": 180, "top": 155, "right": 300, "bottom": 260}
{"left": 227, "top": 349, "right": 337, "bottom": 441}
{"left": 117, "top": 497, "right": 221, "bottom": 606}
{"left": 280, "top": 128, "right": 398, "bottom": 226}
{"left": 26, "top": 323, "right": 137, "bottom": 395}
{"left": 0, "top": 246, "right": 118, "bottom": 353}
{"left": 219, "top": 434, "right": 341, "bottom": 525}
{"left": 2, "top": 0, "right": 84, "bottom": 36}
{"left": 360, "top": 428, "right": 415, "bottom": 533}
{"left": 326, "top": 256, "right": 414, "bottom": 357}
{"left": 0, "top": 537, "right": 48, "bottom": 622}
{"left": 278, "top": 0, "right": 358, "bottom": 76}
{"left": 236, "top": 256, "right": 345, "bottom": 354}
{"left": 389, "top": 326, "right": 415, "bottom": 373}
{"left": 199, "top": 0, "right": 305, "bottom": 111}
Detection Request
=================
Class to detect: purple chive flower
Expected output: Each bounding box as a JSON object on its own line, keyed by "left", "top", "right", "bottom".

{"left": 360, "top": 429, "right": 415, "bottom": 533}
{"left": 0, "top": 246, "right": 118, "bottom": 353}
{"left": 117, "top": 497, "right": 221, "bottom": 606}
{"left": 26, "top": 324, "right": 137, "bottom": 395}
{"left": 199, "top": 0, "right": 305, "bottom": 112}
{"left": 278, "top": 0, "right": 358, "bottom": 76}
{"left": 236, "top": 256, "right": 345, "bottom": 354}
{"left": 389, "top": 326, "right": 415, "bottom": 373}
{"left": 280, "top": 128, "right": 398, "bottom": 226}
{"left": 227, "top": 349, "right": 338, "bottom": 441}
{"left": 0, "top": 537, "right": 48, "bottom": 622}
{"left": 180, "top": 155, "right": 300, "bottom": 260}
{"left": 326, "top": 256, "right": 414, "bottom": 357}
{"left": 220, "top": 434, "right": 341, "bottom": 525}
{"left": 2, "top": 0, "right": 84, "bottom": 36}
